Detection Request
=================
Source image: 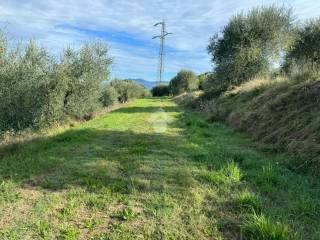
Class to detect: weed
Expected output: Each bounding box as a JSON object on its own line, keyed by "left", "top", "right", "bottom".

{"left": 121, "top": 207, "right": 137, "bottom": 220}
{"left": 111, "top": 223, "right": 124, "bottom": 233}
{"left": 222, "top": 161, "right": 242, "bottom": 183}
{"left": 85, "top": 195, "right": 107, "bottom": 210}
{"left": 199, "top": 171, "right": 227, "bottom": 185}
{"left": 59, "top": 227, "right": 79, "bottom": 240}
{"left": 261, "top": 165, "right": 281, "bottom": 185}
{"left": 241, "top": 213, "right": 289, "bottom": 240}
{"left": 233, "top": 190, "right": 262, "bottom": 212}
{"left": 0, "top": 181, "right": 20, "bottom": 203}
{"left": 35, "top": 220, "right": 50, "bottom": 239}
{"left": 59, "top": 205, "right": 76, "bottom": 220}
{"left": 290, "top": 196, "right": 319, "bottom": 218}
{"left": 84, "top": 216, "right": 102, "bottom": 230}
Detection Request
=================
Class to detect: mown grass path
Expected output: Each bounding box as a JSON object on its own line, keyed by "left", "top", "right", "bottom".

{"left": 0, "top": 98, "right": 319, "bottom": 239}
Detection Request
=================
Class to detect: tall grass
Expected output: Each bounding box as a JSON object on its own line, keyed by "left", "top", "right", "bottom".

{"left": 241, "top": 213, "right": 290, "bottom": 240}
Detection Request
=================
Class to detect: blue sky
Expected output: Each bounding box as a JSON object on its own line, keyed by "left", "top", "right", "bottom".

{"left": 0, "top": 0, "right": 319, "bottom": 82}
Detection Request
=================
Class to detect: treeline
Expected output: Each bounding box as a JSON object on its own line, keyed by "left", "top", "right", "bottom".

{"left": 0, "top": 32, "right": 149, "bottom": 134}
{"left": 172, "top": 6, "right": 320, "bottom": 173}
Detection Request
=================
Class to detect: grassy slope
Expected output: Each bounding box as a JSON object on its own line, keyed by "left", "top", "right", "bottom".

{"left": 212, "top": 76, "right": 320, "bottom": 173}
{"left": 0, "top": 98, "right": 319, "bottom": 239}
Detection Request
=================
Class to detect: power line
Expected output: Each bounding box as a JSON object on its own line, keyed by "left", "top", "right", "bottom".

{"left": 152, "top": 21, "right": 172, "bottom": 84}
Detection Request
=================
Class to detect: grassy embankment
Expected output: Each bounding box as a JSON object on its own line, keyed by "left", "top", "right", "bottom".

{"left": 176, "top": 74, "right": 320, "bottom": 174}
{"left": 203, "top": 75, "right": 320, "bottom": 174}
{"left": 0, "top": 98, "right": 319, "bottom": 239}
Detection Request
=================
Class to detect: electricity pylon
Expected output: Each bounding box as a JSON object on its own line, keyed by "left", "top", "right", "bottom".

{"left": 152, "top": 21, "right": 172, "bottom": 84}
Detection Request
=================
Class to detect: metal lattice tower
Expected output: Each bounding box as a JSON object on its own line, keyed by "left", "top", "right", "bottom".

{"left": 152, "top": 21, "right": 172, "bottom": 84}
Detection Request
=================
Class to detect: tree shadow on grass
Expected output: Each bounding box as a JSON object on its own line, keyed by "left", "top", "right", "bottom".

{"left": 0, "top": 125, "right": 195, "bottom": 195}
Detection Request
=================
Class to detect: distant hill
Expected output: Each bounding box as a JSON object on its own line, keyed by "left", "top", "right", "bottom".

{"left": 128, "top": 79, "right": 169, "bottom": 89}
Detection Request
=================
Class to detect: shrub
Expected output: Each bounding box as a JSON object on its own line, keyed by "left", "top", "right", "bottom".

{"left": 151, "top": 84, "right": 170, "bottom": 96}
{"left": 100, "top": 85, "right": 118, "bottom": 107}
{"left": 198, "top": 72, "right": 214, "bottom": 91}
{"left": 169, "top": 70, "right": 199, "bottom": 95}
{"left": 201, "top": 73, "right": 229, "bottom": 100}
{"left": 198, "top": 72, "right": 211, "bottom": 90}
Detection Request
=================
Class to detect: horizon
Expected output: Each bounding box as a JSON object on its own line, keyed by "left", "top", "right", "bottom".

{"left": 1, "top": 0, "right": 319, "bottom": 82}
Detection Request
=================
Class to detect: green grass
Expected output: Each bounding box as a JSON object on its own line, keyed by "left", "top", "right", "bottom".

{"left": 241, "top": 213, "right": 290, "bottom": 240}
{"left": 233, "top": 190, "right": 262, "bottom": 212}
{"left": 0, "top": 97, "right": 319, "bottom": 239}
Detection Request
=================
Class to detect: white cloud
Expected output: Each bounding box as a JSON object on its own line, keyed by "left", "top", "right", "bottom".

{"left": 0, "top": 0, "right": 319, "bottom": 81}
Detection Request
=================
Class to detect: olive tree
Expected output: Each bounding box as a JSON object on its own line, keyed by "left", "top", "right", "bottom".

{"left": 283, "top": 18, "right": 320, "bottom": 73}
{"left": 100, "top": 85, "right": 119, "bottom": 107}
{"left": 59, "top": 43, "right": 112, "bottom": 120}
{"left": 207, "top": 6, "right": 294, "bottom": 91}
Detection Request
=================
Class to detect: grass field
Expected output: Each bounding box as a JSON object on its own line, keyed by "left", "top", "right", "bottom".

{"left": 0, "top": 98, "right": 319, "bottom": 239}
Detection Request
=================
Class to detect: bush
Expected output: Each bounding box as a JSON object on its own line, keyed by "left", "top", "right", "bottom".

{"left": 198, "top": 72, "right": 213, "bottom": 90}
{"left": 200, "top": 73, "right": 229, "bottom": 100}
{"left": 207, "top": 6, "right": 294, "bottom": 89}
{"left": 169, "top": 70, "right": 199, "bottom": 95}
{"left": 151, "top": 84, "right": 170, "bottom": 96}
{"left": 0, "top": 30, "right": 112, "bottom": 132}
{"left": 100, "top": 85, "right": 118, "bottom": 107}
{"left": 111, "top": 79, "right": 150, "bottom": 103}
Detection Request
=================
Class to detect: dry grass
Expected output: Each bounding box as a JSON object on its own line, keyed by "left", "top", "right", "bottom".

{"left": 226, "top": 76, "right": 288, "bottom": 95}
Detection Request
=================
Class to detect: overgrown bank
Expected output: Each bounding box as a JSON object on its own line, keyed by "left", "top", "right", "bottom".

{"left": 218, "top": 75, "right": 320, "bottom": 170}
